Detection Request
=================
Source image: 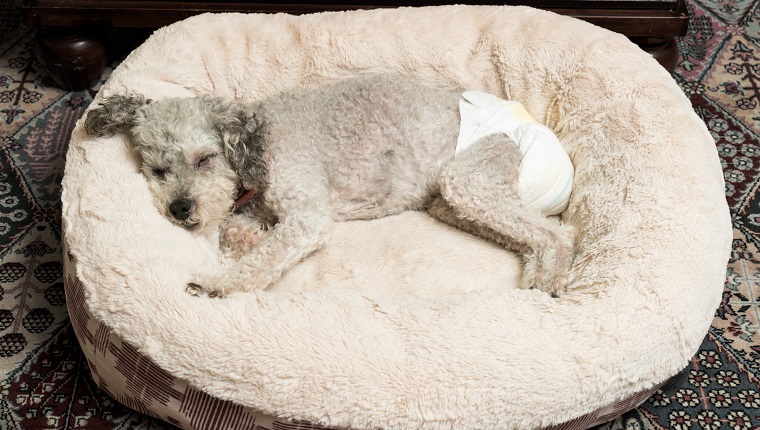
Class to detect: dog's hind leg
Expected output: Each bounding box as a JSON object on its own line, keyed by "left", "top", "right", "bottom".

{"left": 428, "top": 134, "right": 574, "bottom": 297}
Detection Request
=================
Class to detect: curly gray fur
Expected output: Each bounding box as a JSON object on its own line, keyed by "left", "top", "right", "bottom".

{"left": 84, "top": 95, "right": 149, "bottom": 138}
{"left": 203, "top": 96, "right": 268, "bottom": 194}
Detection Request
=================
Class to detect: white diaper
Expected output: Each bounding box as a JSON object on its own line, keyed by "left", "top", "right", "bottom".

{"left": 456, "top": 91, "right": 574, "bottom": 216}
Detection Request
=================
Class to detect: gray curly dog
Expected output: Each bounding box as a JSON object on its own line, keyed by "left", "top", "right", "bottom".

{"left": 84, "top": 74, "right": 574, "bottom": 297}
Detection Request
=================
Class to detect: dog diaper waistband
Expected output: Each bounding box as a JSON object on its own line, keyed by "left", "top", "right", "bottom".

{"left": 456, "top": 91, "right": 574, "bottom": 216}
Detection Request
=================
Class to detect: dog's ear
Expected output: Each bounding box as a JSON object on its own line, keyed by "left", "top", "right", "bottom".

{"left": 208, "top": 97, "right": 266, "bottom": 192}
{"left": 84, "top": 95, "right": 149, "bottom": 137}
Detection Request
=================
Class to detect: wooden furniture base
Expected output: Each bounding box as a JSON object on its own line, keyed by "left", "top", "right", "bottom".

{"left": 34, "top": 27, "right": 108, "bottom": 91}
{"left": 21, "top": 0, "right": 688, "bottom": 91}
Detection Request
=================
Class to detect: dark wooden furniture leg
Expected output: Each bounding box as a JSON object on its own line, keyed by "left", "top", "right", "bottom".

{"left": 34, "top": 27, "right": 108, "bottom": 91}
{"left": 631, "top": 37, "right": 680, "bottom": 73}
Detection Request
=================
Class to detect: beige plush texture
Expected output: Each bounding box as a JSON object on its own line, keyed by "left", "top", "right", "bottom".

{"left": 61, "top": 6, "right": 732, "bottom": 430}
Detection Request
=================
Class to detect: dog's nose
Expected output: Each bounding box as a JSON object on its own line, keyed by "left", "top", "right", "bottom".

{"left": 169, "top": 198, "right": 193, "bottom": 221}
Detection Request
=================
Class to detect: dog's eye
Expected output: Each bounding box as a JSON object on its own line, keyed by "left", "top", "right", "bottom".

{"left": 196, "top": 153, "right": 217, "bottom": 169}
{"left": 151, "top": 167, "right": 169, "bottom": 180}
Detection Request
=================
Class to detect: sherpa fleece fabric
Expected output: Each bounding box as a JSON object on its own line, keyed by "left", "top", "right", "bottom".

{"left": 61, "top": 6, "right": 731, "bottom": 430}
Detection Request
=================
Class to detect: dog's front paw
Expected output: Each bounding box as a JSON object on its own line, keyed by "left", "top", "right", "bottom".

{"left": 186, "top": 270, "right": 272, "bottom": 298}
{"left": 186, "top": 274, "right": 234, "bottom": 298}
{"left": 186, "top": 282, "right": 225, "bottom": 298}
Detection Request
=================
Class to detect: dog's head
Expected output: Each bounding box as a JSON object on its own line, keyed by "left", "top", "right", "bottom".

{"left": 84, "top": 95, "right": 268, "bottom": 234}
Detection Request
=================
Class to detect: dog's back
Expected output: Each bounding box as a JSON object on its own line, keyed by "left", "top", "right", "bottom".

{"left": 255, "top": 75, "right": 462, "bottom": 220}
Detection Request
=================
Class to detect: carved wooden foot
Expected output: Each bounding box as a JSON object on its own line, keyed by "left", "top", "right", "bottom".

{"left": 34, "top": 27, "right": 108, "bottom": 91}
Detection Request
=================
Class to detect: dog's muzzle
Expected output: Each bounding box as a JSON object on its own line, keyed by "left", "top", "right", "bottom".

{"left": 169, "top": 198, "right": 194, "bottom": 221}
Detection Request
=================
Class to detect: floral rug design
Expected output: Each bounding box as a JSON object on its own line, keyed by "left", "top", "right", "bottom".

{"left": 0, "top": 0, "right": 758, "bottom": 427}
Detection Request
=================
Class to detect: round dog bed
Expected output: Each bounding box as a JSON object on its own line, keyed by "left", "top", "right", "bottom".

{"left": 61, "top": 6, "right": 731, "bottom": 430}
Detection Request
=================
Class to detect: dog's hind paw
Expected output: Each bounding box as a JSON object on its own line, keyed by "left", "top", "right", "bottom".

{"left": 524, "top": 274, "right": 567, "bottom": 298}
{"left": 520, "top": 254, "right": 569, "bottom": 298}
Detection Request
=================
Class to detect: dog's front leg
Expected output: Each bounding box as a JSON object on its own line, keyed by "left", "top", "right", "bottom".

{"left": 187, "top": 204, "right": 333, "bottom": 298}
{"left": 218, "top": 213, "right": 270, "bottom": 260}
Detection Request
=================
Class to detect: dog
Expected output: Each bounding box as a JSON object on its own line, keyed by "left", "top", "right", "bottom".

{"left": 84, "top": 74, "right": 574, "bottom": 297}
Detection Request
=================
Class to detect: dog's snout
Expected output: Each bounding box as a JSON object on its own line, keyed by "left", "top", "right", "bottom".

{"left": 169, "top": 198, "right": 194, "bottom": 221}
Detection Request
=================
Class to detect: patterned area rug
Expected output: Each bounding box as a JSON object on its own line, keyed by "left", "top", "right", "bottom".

{"left": 0, "top": 0, "right": 758, "bottom": 427}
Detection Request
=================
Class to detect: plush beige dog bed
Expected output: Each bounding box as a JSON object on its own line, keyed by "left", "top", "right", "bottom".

{"left": 61, "top": 6, "right": 732, "bottom": 430}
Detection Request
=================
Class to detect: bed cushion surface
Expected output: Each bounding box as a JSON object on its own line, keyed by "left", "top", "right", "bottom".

{"left": 61, "top": 6, "right": 731, "bottom": 430}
